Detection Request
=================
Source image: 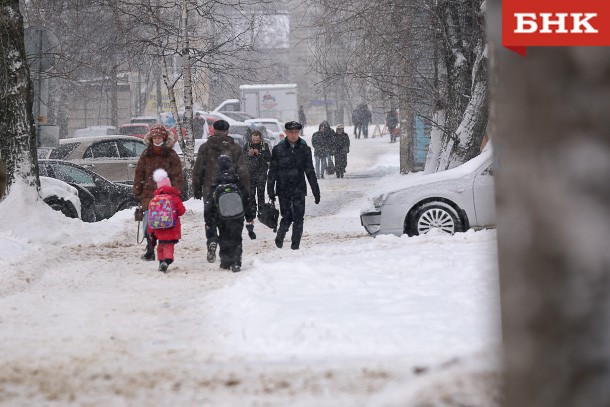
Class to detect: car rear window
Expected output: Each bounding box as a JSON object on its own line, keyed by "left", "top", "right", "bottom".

{"left": 49, "top": 143, "right": 79, "bottom": 159}
{"left": 84, "top": 141, "right": 119, "bottom": 159}
{"left": 117, "top": 139, "right": 146, "bottom": 158}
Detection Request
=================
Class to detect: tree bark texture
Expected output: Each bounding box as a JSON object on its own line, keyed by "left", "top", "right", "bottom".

{"left": 489, "top": 1, "right": 610, "bottom": 406}
{"left": 0, "top": 0, "right": 39, "bottom": 193}
{"left": 435, "top": 0, "right": 488, "bottom": 170}
{"left": 180, "top": 0, "right": 194, "bottom": 196}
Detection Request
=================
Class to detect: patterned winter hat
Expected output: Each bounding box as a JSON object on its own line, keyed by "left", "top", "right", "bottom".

{"left": 148, "top": 124, "right": 169, "bottom": 141}
{"left": 153, "top": 168, "right": 171, "bottom": 188}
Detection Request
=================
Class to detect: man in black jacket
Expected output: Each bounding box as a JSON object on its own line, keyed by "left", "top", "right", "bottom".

{"left": 267, "top": 121, "right": 320, "bottom": 250}
{"left": 243, "top": 130, "right": 271, "bottom": 216}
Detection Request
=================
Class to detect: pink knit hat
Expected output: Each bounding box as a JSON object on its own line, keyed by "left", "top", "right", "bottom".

{"left": 153, "top": 169, "right": 171, "bottom": 188}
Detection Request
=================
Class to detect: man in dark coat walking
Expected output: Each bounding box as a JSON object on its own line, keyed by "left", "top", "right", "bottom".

{"left": 243, "top": 130, "right": 271, "bottom": 216}
{"left": 193, "top": 119, "right": 250, "bottom": 263}
{"left": 267, "top": 121, "right": 320, "bottom": 250}
{"left": 333, "top": 124, "right": 350, "bottom": 178}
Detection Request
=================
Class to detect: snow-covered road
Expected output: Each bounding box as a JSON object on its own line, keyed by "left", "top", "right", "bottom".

{"left": 0, "top": 129, "right": 501, "bottom": 406}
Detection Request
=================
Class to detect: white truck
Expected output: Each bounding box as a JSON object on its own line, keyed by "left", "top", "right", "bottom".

{"left": 214, "top": 84, "right": 298, "bottom": 122}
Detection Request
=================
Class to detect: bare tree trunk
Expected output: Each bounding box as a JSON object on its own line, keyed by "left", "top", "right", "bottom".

{"left": 0, "top": 0, "right": 39, "bottom": 194}
{"left": 489, "top": 1, "right": 610, "bottom": 406}
{"left": 179, "top": 0, "right": 194, "bottom": 196}
{"left": 156, "top": 65, "right": 162, "bottom": 117}
{"left": 110, "top": 64, "right": 118, "bottom": 128}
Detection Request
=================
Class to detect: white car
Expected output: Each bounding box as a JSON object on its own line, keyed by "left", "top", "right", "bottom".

{"left": 360, "top": 146, "right": 495, "bottom": 236}
{"left": 40, "top": 176, "right": 82, "bottom": 219}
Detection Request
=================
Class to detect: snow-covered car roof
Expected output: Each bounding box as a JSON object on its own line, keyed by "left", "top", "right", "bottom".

{"left": 72, "top": 125, "right": 117, "bottom": 138}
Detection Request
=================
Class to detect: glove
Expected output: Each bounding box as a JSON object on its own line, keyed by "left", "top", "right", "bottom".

{"left": 246, "top": 223, "right": 256, "bottom": 240}
{"left": 314, "top": 195, "right": 320, "bottom": 204}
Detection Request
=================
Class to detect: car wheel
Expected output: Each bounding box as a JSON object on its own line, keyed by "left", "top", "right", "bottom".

{"left": 409, "top": 202, "right": 463, "bottom": 236}
{"left": 117, "top": 200, "right": 137, "bottom": 212}
{"left": 44, "top": 196, "right": 79, "bottom": 219}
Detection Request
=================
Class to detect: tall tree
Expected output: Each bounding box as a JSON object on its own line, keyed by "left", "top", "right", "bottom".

{"left": 488, "top": 1, "right": 610, "bottom": 405}
{"left": 0, "top": 0, "right": 38, "bottom": 194}
{"left": 307, "top": 0, "right": 487, "bottom": 173}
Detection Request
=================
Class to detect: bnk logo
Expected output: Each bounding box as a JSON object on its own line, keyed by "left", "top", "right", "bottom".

{"left": 514, "top": 13, "right": 598, "bottom": 34}
{"left": 502, "top": 1, "right": 610, "bottom": 56}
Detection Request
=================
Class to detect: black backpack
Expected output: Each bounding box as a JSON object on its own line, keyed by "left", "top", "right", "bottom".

{"left": 213, "top": 183, "right": 245, "bottom": 220}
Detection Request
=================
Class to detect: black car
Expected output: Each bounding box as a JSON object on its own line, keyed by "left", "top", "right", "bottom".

{"left": 39, "top": 159, "right": 138, "bottom": 222}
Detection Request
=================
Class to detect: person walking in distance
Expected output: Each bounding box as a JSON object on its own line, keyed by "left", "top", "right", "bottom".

{"left": 133, "top": 124, "right": 184, "bottom": 261}
{"left": 386, "top": 108, "right": 399, "bottom": 143}
{"left": 193, "top": 119, "right": 250, "bottom": 263}
{"left": 311, "top": 121, "right": 332, "bottom": 178}
{"left": 298, "top": 105, "right": 307, "bottom": 137}
{"left": 333, "top": 124, "right": 350, "bottom": 178}
{"left": 267, "top": 121, "right": 320, "bottom": 250}
{"left": 243, "top": 130, "right": 271, "bottom": 217}
{"left": 193, "top": 112, "right": 206, "bottom": 139}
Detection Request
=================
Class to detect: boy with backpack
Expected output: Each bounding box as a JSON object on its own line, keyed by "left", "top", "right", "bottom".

{"left": 204, "top": 155, "right": 255, "bottom": 272}
{"left": 147, "top": 168, "right": 186, "bottom": 273}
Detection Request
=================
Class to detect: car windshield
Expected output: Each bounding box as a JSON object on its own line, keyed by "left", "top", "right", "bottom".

{"left": 50, "top": 143, "right": 79, "bottom": 159}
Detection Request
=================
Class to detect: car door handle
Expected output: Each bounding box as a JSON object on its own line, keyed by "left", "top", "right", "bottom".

{"left": 128, "top": 164, "right": 137, "bottom": 168}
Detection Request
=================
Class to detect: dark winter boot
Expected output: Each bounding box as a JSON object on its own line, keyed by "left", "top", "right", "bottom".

{"left": 207, "top": 241, "right": 217, "bottom": 263}
{"left": 275, "top": 229, "right": 286, "bottom": 248}
{"left": 158, "top": 261, "right": 168, "bottom": 273}
{"left": 291, "top": 242, "right": 300, "bottom": 250}
{"left": 141, "top": 238, "right": 155, "bottom": 261}
{"left": 232, "top": 245, "right": 243, "bottom": 272}
{"left": 246, "top": 224, "right": 256, "bottom": 240}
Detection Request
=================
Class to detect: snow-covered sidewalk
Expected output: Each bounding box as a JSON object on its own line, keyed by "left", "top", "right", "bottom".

{"left": 0, "top": 130, "right": 501, "bottom": 405}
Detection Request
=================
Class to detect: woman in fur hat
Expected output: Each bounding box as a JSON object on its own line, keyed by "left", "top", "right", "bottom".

{"left": 133, "top": 124, "right": 185, "bottom": 261}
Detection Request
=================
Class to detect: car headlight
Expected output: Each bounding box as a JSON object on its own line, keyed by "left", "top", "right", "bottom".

{"left": 373, "top": 193, "right": 387, "bottom": 208}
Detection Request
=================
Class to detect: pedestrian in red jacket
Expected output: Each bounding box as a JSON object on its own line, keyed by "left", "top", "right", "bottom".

{"left": 148, "top": 169, "right": 186, "bottom": 272}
